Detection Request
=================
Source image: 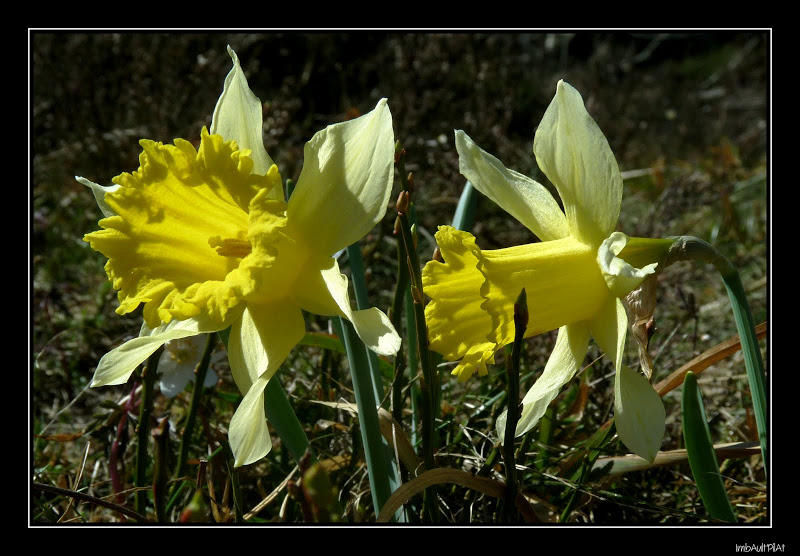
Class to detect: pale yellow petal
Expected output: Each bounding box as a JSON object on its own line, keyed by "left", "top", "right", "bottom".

{"left": 227, "top": 302, "right": 306, "bottom": 393}
{"left": 76, "top": 176, "right": 120, "bottom": 218}
{"left": 229, "top": 374, "right": 273, "bottom": 467}
{"left": 614, "top": 364, "right": 665, "bottom": 463}
{"left": 588, "top": 296, "right": 628, "bottom": 372}
{"left": 597, "top": 232, "right": 658, "bottom": 298}
{"left": 91, "top": 318, "right": 216, "bottom": 387}
{"left": 211, "top": 46, "right": 277, "bottom": 189}
{"left": 287, "top": 99, "right": 394, "bottom": 256}
{"left": 496, "top": 323, "right": 591, "bottom": 440}
{"left": 293, "top": 257, "right": 400, "bottom": 356}
{"left": 533, "top": 80, "right": 622, "bottom": 247}
{"left": 589, "top": 292, "right": 665, "bottom": 461}
{"left": 350, "top": 307, "right": 402, "bottom": 357}
{"left": 454, "top": 130, "right": 569, "bottom": 242}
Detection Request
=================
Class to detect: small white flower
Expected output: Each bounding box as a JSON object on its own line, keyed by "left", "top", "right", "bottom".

{"left": 158, "top": 335, "right": 217, "bottom": 398}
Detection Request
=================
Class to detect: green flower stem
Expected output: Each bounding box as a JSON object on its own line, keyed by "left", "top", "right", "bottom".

{"left": 135, "top": 346, "right": 163, "bottom": 518}
{"left": 173, "top": 333, "right": 217, "bottom": 485}
{"left": 346, "top": 242, "right": 386, "bottom": 399}
{"left": 389, "top": 215, "right": 411, "bottom": 426}
{"left": 337, "top": 316, "right": 395, "bottom": 519}
{"left": 151, "top": 417, "right": 170, "bottom": 522}
{"left": 395, "top": 142, "right": 438, "bottom": 522}
{"left": 682, "top": 371, "right": 737, "bottom": 522}
{"left": 502, "top": 288, "right": 527, "bottom": 522}
{"left": 390, "top": 303, "right": 410, "bottom": 482}
{"left": 665, "top": 236, "right": 767, "bottom": 468}
{"left": 390, "top": 228, "right": 412, "bottom": 329}
{"left": 347, "top": 243, "right": 401, "bottom": 519}
{"left": 405, "top": 288, "right": 420, "bottom": 449}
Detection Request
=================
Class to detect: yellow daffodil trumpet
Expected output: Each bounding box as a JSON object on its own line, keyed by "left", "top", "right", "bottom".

{"left": 422, "top": 80, "right": 670, "bottom": 462}
{"left": 80, "top": 46, "right": 400, "bottom": 467}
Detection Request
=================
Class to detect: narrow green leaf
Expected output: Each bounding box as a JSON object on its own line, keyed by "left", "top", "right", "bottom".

{"left": 502, "top": 288, "right": 527, "bottom": 522}
{"left": 666, "top": 236, "right": 767, "bottom": 469}
{"left": 337, "top": 316, "right": 396, "bottom": 519}
{"left": 720, "top": 270, "right": 767, "bottom": 467}
{"left": 264, "top": 378, "right": 315, "bottom": 465}
{"left": 345, "top": 242, "right": 403, "bottom": 506}
{"left": 135, "top": 346, "right": 162, "bottom": 517}
{"left": 682, "top": 371, "right": 737, "bottom": 523}
{"left": 298, "top": 332, "right": 395, "bottom": 375}
{"left": 451, "top": 181, "right": 477, "bottom": 232}
{"left": 346, "top": 243, "right": 387, "bottom": 398}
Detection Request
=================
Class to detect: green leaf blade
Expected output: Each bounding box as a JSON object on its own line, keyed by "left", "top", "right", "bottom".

{"left": 681, "top": 371, "right": 737, "bottom": 523}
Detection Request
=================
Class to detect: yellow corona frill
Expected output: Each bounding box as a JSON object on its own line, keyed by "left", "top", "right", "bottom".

{"left": 79, "top": 47, "right": 400, "bottom": 466}
{"left": 422, "top": 80, "right": 666, "bottom": 462}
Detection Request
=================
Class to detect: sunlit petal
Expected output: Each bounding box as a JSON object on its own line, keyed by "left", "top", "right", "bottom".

{"left": 227, "top": 302, "right": 306, "bottom": 393}
{"left": 614, "top": 364, "right": 665, "bottom": 463}
{"left": 229, "top": 374, "right": 273, "bottom": 467}
{"left": 455, "top": 130, "right": 569, "bottom": 242}
{"left": 295, "top": 257, "right": 400, "bottom": 356}
{"left": 350, "top": 307, "right": 402, "bottom": 357}
{"left": 287, "top": 99, "right": 394, "bottom": 256}
{"left": 211, "top": 46, "right": 276, "bottom": 186}
{"left": 588, "top": 296, "right": 627, "bottom": 372}
{"left": 496, "top": 323, "right": 591, "bottom": 439}
{"left": 598, "top": 232, "right": 658, "bottom": 298}
{"left": 76, "top": 176, "right": 120, "bottom": 218}
{"left": 533, "top": 80, "right": 622, "bottom": 246}
{"left": 91, "top": 318, "right": 215, "bottom": 387}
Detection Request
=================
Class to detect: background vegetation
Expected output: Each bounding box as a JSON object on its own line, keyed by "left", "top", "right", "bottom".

{"left": 32, "top": 31, "right": 768, "bottom": 525}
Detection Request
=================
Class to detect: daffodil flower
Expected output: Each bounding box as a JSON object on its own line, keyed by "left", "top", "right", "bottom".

{"left": 79, "top": 47, "right": 401, "bottom": 466}
{"left": 422, "top": 80, "right": 667, "bottom": 462}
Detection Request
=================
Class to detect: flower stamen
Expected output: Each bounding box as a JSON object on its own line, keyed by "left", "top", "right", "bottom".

{"left": 209, "top": 236, "right": 252, "bottom": 258}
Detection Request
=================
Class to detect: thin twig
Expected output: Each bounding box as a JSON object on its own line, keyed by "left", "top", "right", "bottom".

{"left": 33, "top": 482, "right": 153, "bottom": 522}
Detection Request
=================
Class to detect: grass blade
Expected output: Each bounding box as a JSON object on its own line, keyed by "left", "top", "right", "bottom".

{"left": 666, "top": 236, "right": 767, "bottom": 468}
{"left": 502, "top": 288, "right": 527, "bottom": 522}
{"left": 135, "top": 346, "right": 163, "bottom": 517}
{"left": 336, "top": 316, "right": 396, "bottom": 519}
{"left": 682, "top": 371, "right": 737, "bottom": 522}
{"left": 451, "top": 181, "right": 477, "bottom": 231}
